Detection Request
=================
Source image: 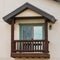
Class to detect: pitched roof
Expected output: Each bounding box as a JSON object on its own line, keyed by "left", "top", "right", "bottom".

{"left": 3, "top": 3, "right": 56, "bottom": 24}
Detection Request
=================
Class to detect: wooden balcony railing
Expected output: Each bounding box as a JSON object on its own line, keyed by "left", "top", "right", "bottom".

{"left": 13, "top": 40, "right": 49, "bottom": 53}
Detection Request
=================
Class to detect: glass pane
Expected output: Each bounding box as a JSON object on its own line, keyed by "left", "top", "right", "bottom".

{"left": 34, "top": 26, "right": 43, "bottom": 40}
{"left": 23, "top": 26, "right": 32, "bottom": 40}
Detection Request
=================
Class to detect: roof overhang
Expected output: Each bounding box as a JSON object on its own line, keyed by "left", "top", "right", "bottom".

{"left": 54, "top": 0, "right": 60, "bottom": 2}
{"left": 3, "top": 3, "right": 56, "bottom": 24}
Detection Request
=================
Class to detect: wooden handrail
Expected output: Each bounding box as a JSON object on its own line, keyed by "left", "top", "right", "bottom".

{"left": 14, "top": 40, "right": 49, "bottom": 42}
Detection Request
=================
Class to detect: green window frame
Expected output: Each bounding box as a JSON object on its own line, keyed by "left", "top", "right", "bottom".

{"left": 19, "top": 23, "right": 45, "bottom": 40}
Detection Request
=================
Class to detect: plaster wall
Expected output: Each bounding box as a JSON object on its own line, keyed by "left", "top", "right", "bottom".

{"left": 0, "top": 0, "right": 60, "bottom": 60}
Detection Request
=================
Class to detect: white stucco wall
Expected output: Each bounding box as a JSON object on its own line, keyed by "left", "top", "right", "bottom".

{"left": 0, "top": 0, "right": 60, "bottom": 60}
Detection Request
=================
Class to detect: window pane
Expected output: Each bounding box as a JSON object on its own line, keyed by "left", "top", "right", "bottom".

{"left": 34, "top": 26, "right": 44, "bottom": 40}
{"left": 23, "top": 26, "right": 32, "bottom": 40}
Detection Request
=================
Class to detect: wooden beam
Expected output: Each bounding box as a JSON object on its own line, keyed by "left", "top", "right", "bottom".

{"left": 11, "top": 53, "right": 50, "bottom": 58}
{"left": 44, "top": 20, "right": 49, "bottom": 53}
{"left": 45, "top": 20, "right": 48, "bottom": 41}
{"left": 11, "top": 18, "right": 15, "bottom": 55}
{"left": 14, "top": 16, "right": 45, "bottom": 20}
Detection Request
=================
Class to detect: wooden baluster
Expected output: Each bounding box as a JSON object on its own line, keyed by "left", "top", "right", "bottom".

{"left": 28, "top": 42, "right": 29, "bottom": 52}
{"left": 30, "top": 42, "right": 32, "bottom": 50}
{"left": 40, "top": 41, "right": 41, "bottom": 51}
{"left": 25, "top": 42, "right": 27, "bottom": 52}
{"left": 29, "top": 42, "right": 30, "bottom": 51}
{"left": 15, "top": 42, "right": 17, "bottom": 51}
{"left": 29, "top": 42, "right": 31, "bottom": 51}
{"left": 23, "top": 41, "right": 24, "bottom": 52}
{"left": 34, "top": 41, "right": 36, "bottom": 52}
{"left": 20, "top": 42, "right": 21, "bottom": 51}
{"left": 43, "top": 41, "right": 45, "bottom": 52}
{"left": 23, "top": 42, "right": 24, "bottom": 52}
{"left": 39, "top": 42, "right": 40, "bottom": 51}
{"left": 14, "top": 41, "right": 16, "bottom": 52}
{"left": 17, "top": 42, "right": 19, "bottom": 51}
{"left": 31, "top": 41, "right": 33, "bottom": 52}
{"left": 38, "top": 42, "right": 39, "bottom": 51}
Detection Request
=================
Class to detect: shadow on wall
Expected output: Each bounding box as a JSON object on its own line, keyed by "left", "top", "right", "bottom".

{"left": 54, "top": 0, "right": 60, "bottom": 2}
{"left": 15, "top": 58, "right": 60, "bottom": 60}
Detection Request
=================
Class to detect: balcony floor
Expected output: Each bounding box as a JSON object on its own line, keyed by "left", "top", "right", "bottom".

{"left": 11, "top": 52, "right": 50, "bottom": 58}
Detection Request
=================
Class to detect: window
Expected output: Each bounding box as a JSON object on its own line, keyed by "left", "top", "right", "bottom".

{"left": 20, "top": 23, "right": 45, "bottom": 40}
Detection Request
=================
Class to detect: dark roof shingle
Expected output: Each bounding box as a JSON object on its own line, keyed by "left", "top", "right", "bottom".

{"left": 3, "top": 3, "right": 56, "bottom": 24}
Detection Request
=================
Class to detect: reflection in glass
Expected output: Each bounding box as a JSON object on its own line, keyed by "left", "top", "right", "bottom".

{"left": 34, "top": 26, "right": 43, "bottom": 40}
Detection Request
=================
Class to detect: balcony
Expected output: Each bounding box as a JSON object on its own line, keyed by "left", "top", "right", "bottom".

{"left": 11, "top": 40, "right": 50, "bottom": 58}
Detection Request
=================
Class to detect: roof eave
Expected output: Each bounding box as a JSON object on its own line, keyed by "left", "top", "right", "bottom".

{"left": 3, "top": 2, "right": 56, "bottom": 24}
